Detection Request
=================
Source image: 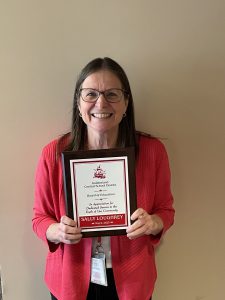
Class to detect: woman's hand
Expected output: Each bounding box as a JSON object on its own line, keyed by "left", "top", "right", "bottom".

{"left": 126, "top": 208, "right": 164, "bottom": 240}
{"left": 46, "top": 216, "right": 82, "bottom": 244}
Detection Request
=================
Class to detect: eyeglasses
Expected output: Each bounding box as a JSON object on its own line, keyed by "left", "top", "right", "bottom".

{"left": 79, "top": 88, "right": 128, "bottom": 103}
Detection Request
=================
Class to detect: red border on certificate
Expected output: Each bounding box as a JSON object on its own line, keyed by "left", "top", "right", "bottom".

{"left": 79, "top": 213, "right": 126, "bottom": 227}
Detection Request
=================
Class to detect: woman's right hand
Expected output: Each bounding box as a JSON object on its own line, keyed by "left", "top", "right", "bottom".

{"left": 46, "top": 215, "right": 82, "bottom": 244}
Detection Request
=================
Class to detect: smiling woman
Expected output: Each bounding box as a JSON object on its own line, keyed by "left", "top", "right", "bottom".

{"left": 66, "top": 57, "right": 136, "bottom": 152}
{"left": 32, "top": 57, "right": 175, "bottom": 300}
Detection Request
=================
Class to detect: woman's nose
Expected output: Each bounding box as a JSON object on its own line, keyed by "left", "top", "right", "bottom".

{"left": 95, "top": 94, "right": 108, "bottom": 108}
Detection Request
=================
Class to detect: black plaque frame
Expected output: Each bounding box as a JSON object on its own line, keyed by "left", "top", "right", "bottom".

{"left": 61, "top": 147, "right": 137, "bottom": 237}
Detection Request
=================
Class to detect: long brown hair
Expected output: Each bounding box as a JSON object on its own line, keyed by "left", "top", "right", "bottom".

{"left": 60, "top": 57, "right": 137, "bottom": 152}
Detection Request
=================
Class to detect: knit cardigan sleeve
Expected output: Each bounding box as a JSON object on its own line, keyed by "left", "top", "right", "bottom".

{"left": 150, "top": 140, "right": 175, "bottom": 244}
{"left": 136, "top": 135, "right": 175, "bottom": 245}
{"left": 32, "top": 140, "right": 62, "bottom": 252}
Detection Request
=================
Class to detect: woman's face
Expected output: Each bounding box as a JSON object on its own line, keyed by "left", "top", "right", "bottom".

{"left": 78, "top": 70, "right": 128, "bottom": 135}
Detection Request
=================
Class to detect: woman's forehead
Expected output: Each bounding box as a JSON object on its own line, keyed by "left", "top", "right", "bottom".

{"left": 82, "top": 70, "right": 122, "bottom": 89}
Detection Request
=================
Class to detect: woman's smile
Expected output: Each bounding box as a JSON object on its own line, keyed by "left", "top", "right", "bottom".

{"left": 90, "top": 112, "right": 113, "bottom": 119}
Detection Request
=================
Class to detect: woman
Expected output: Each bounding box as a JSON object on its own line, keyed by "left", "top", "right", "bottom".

{"left": 32, "top": 57, "right": 175, "bottom": 300}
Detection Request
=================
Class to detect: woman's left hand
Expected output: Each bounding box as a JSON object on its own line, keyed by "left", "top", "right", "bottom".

{"left": 126, "top": 208, "right": 164, "bottom": 240}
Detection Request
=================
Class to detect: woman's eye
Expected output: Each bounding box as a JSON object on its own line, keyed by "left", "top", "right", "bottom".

{"left": 107, "top": 92, "right": 117, "bottom": 98}
{"left": 86, "top": 92, "right": 97, "bottom": 98}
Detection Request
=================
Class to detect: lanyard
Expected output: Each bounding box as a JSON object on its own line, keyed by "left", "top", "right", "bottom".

{"left": 95, "top": 236, "right": 104, "bottom": 254}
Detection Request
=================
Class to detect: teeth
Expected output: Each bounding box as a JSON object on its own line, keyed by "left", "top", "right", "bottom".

{"left": 92, "top": 113, "right": 112, "bottom": 119}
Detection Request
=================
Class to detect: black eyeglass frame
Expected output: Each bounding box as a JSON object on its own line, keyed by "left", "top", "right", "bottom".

{"left": 78, "top": 88, "right": 129, "bottom": 103}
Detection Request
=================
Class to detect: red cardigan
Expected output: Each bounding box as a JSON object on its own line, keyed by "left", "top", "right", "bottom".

{"left": 32, "top": 134, "right": 175, "bottom": 300}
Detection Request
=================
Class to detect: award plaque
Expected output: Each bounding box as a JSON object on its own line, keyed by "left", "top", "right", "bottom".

{"left": 61, "top": 147, "right": 137, "bottom": 237}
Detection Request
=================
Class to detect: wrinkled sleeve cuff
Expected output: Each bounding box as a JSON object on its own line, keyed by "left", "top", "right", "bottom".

{"left": 32, "top": 217, "right": 60, "bottom": 253}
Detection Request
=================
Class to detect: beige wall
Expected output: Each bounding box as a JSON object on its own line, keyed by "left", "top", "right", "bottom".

{"left": 1, "top": 1, "right": 225, "bottom": 299}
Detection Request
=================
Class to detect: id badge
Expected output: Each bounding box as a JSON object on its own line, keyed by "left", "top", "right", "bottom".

{"left": 91, "top": 253, "right": 108, "bottom": 286}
